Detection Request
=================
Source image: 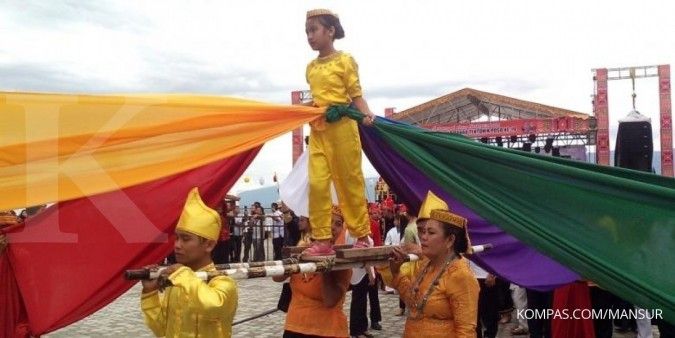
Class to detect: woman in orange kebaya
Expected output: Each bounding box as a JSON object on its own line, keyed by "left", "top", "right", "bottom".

{"left": 390, "top": 191, "right": 479, "bottom": 338}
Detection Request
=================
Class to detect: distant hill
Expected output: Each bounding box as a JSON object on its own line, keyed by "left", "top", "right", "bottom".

{"left": 237, "top": 177, "right": 381, "bottom": 210}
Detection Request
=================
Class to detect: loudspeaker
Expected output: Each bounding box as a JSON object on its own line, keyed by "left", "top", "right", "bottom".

{"left": 614, "top": 121, "right": 653, "bottom": 172}
{"left": 544, "top": 138, "right": 554, "bottom": 153}
{"left": 528, "top": 134, "right": 537, "bottom": 143}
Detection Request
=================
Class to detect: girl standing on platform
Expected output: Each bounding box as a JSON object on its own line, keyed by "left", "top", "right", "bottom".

{"left": 303, "top": 8, "right": 376, "bottom": 258}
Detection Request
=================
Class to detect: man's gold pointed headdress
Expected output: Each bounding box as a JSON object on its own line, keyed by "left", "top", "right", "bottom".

{"left": 176, "top": 187, "right": 221, "bottom": 240}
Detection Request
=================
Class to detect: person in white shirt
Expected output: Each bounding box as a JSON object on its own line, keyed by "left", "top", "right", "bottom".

{"left": 345, "top": 231, "right": 382, "bottom": 336}
{"left": 230, "top": 206, "right": 244, "bottom": 262}
{"left": 270, "top": 202, "right": 285, "bottom": 260}
{"left": 386, "top": 213, "right": 405, "bottom": 313}
{"left": 384, "top": 216, "right": 402, "bottom": 247}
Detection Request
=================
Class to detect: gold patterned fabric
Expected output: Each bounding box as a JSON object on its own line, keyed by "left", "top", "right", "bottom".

{"left": 429, "top": 209, "right": 467, "bottom": 229}
{"left": 393, "top": 258, "right": 479, "bottom": 338}
{"left": 141, "top": 263, "right": 238, "bottom": 337}
{"left": 306, "top": 8, "right": 339, "bottom": 19}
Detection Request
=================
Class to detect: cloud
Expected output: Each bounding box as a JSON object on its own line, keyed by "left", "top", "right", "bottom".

{"left": 366, "top": 78, "right": 540, "bottom": 102}
{"left": 1, "top": 1, "right": 147, "bottom": 33}
{"left": 137, "top": 53, "right": 289, "bottom": 98}
{"left": 0, "top": 62, "right": 102, "bottom": 93}
{"left": 366, "top": 81, "right": 466, "bottom": 100}
{"left": 0, "top": 48, "right": 291, "bottom": 101}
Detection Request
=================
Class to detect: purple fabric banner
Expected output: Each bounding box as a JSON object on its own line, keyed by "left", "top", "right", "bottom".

{"left": 359, "top": 124, "right": 579, "bottom": 290}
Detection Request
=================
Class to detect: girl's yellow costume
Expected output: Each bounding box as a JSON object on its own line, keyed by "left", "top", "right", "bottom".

{"left": 306, "top": 51, "right": 371, "bottom": 240}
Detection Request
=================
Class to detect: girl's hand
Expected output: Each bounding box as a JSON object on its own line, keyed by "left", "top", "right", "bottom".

{"left": 486, "top": 274, "right": 497, "bottom": 287}
{"left": 362, "top": 113, "right": 376, "bottom": 126}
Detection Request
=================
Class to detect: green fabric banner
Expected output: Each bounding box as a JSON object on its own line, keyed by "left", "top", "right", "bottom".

{"left": 373, "top": 119, "right": 675, "bottom": 323}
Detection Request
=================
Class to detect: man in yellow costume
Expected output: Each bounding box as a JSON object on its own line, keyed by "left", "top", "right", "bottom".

{"left": 141, "top": 187, "right": 238, "bottom": 338}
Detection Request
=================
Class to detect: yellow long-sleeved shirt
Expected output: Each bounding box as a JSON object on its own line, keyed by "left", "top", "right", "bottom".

{"left": 141, "top": 263, "right": 238, "bottom": 338}
{"left": 305, "top": 51, "right": 362, "bottom": 108}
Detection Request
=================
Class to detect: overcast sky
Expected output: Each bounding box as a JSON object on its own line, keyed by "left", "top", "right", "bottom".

{"left": 2, "top": 0, "right": 673, "bottom": 192}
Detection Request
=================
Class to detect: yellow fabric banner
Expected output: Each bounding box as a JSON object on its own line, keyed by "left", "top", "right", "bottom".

{"left": 0, "top": 92, "right": 322, "bottom": 210}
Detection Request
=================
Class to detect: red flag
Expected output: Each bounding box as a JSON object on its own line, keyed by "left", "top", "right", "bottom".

{"left": 4, "top": 147, "right": 260, "bottom": 335}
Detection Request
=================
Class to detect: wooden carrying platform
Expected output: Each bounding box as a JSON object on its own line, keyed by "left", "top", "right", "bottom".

{"left": 283, "top": 244, "right": 397, "bottom": 263}
{"left": 335, "top": 246, "right": 395, "bottom": 261}
{"left": 290, "top": 243, "right": 492, "bottom": 262}
{"left": 282, "top": 244, "right": 352, "bottom": 258}
{"left": 125, "top": 244, "right": 489, "bottom": 282}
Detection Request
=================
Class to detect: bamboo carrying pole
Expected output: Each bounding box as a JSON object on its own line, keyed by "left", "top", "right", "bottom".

{"left": 125, "top": 244, "right": 493, "bottom": 282}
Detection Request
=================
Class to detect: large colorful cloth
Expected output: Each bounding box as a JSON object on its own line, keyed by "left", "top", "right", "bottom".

{"left": 551, "top": 282, "right": 595, "bottom": 338}
{"left": 5, "top": 150, "right": 259, "bottom": 335}
{"left": 1, "top": 92, "right": 304, "bottom": 335}
{"left": 306, "top": 52, "right": 370, "bottom": 240}
{"left": 0, "top": 92, "right": 322, "bottom": 210}
{"left": 2, "top": 92, "right": 675, "bottom": 334}
{"left": 361, "top": 116, "right": 675, "bottom": 323}
{"left": 142, "top": 262, "right": 238, "bottom": 338}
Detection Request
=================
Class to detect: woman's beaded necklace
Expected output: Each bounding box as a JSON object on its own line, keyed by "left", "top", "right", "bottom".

{"left": 408, "top": 254, "right": 456, "bottom": 320}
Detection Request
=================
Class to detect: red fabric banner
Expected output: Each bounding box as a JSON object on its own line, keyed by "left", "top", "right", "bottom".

{"left": 0, "top": 254, "right": 29, "bottom": 338}
{"left": 551, "top": 282, "right": 596, "bottom": 338}
{"left": 4, "top": 148, "right": 260, "bottom": 335}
